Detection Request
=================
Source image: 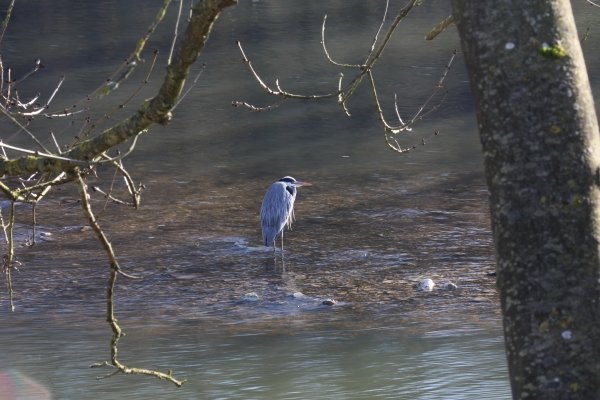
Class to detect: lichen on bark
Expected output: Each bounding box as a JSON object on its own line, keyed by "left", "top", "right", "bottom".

{"left": 452, "top": 0, "right": 600, "bottom": 397}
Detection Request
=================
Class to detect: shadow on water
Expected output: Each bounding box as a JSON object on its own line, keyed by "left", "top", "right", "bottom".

{"left": 3, "top": 0, "right": 599, "bottom": 398}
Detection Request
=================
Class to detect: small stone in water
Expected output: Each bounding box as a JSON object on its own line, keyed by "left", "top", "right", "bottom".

{"left": 40, "top": 232, "right": 52, "bottom": 236}
{"left": 236, "top": 292, "right": 260, "bottom": 303}
{"left": 417, "top": 279, "right": 435, "bottom": 291}
{"left": 443, "top": 282, "right": 457, "bottom": 291}
{"left": 322, "top": 299, "right": 337, "bottom": 306}
{"left": 291, "top": 292, "right": 308, "bottom": 299}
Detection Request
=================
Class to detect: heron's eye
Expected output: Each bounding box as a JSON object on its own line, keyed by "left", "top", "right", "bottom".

{"left": 279, "top": 177, "right": 296, "bottom": 183}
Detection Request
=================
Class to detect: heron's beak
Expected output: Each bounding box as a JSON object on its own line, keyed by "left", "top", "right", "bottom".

{"left": 294, "top": 181, "right": 312, "bottom": 187}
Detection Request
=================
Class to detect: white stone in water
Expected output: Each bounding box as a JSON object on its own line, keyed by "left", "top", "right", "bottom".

{"left": 418, "top": 279, "right": 435, "bottom": 291}
{"left": 562, "top": 330, "right": 572, "bottom": 340}
{"left": 444, "top": 282, "right": 458, "bottom": 291}
{"left": 236, "top": 292, "right": 260, "bottom": 302}
{"left": 291, "top": 292, "right": 308, "bottom": 299}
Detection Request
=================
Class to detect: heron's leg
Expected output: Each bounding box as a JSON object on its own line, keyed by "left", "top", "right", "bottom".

{"left": 280, "top": 232, "right": 285, "bottom": 270}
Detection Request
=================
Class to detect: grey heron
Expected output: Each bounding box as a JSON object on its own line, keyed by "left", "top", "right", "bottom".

{"left": 260, "top": 176, "right": 312, "bottom": 252}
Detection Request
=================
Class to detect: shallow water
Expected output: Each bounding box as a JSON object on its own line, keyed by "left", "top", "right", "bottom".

{"left": 1, "top": 0, "right": 599, "bottom": 398}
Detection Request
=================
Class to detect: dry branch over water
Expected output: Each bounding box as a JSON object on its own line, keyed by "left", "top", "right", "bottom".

{"left": 0, "top": 0, "right": 237, "bottom": 387}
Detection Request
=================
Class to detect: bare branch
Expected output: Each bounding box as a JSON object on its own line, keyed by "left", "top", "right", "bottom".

{"left": 94, "top": 165, "right": 121, "bottom": 222}
{"left": 173, "top": 63, "right": 206, "bottom": 111}
{"left": 93, "top": 185, "right": 134, "bottom": 208}
{"left": 0, "top": 133, "right": 141, "bottom": 167}
{"left": 425, "top": 15, "right": 454, "bottom": 41}
{"left": 97, "top": 1, "right": 173, "bottom": 98}
{"left": 130, "top": 0, "right": 173, "bottom": 62}
{"left": 17, "top": 93, "right": 40, "bottom": 109}
{"left": 72, "top": 52, "right": 159, "bottom": 148}
{"left": 12, "top": 59, "right": 44, "bottom": 87}
{"left": 580, "top": 28, "right": 590, "bottom": 43}
{"left": 236, "top": 41, "right": 340, "bottom": 100}
{"left": 76, "top": 172, "right": 185, "bottom": 386}
{"left": 16, "top": 76, "right": 65, "bottom": 117}
{"left": 585, "top": 0, "right": 600, "bottom": 7}
{"left": 365, "top": 0, "right": 390, "bottom": 62}
{"left": 321, "top": 16, "right": 362, "bottom": 69}
{"left": 0, "top": 0, "right": 236, "bottom": 179}
{"left": 393, "top": 94, "right": 405, "bottom": 126}
{"left": 1, "top": 201, "right": 16, "bottom": 311}
{"left": 232, "top": 97, "right": 288, "bottom": 112}
{"left": 0, "top": 0, "right": 16, "bottom": 46}
{"left": 168, "top": 0, "right": 184, "bottom": 65}
{"left": 0, "top": 108, "right": 51, "bottom": 153}
{"left": 44, "top": 108, "right": 89, "bottom": 119}
{"left": 368, "top": 62, "right": 450, "bottom": 135}
{"left": 109, "top": 159, "right": 143, "bottom": 209}
{"left": 339, "top": 0, "right": 419, "bottom": 105}
{"left": 0, "top": 141, "right": 96, "bottom": 164}
{"left": 12, "top": 172, "right": 69, "bottom": 197}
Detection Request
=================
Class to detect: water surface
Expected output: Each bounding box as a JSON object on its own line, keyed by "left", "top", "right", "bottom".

{"left": 1, "top": 0, "right": 599, "bottom": 398}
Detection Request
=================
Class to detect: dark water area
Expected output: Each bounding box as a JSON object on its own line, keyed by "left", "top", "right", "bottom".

{"left": 1, "top": 0, "right": 599, "bottom": 398}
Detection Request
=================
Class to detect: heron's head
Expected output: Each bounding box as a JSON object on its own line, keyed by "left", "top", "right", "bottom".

{"left": 279, "top": 176, "right": 312, "bottom": 187}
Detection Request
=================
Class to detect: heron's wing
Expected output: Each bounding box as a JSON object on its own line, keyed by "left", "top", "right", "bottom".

{"left": 260, "top": 182, "right": 295, "bottom": 246}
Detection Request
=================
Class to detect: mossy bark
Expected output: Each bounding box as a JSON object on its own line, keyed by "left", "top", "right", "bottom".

{"left": 0, "top": 0, "right": 237, "bottom": 177}
{"left": 452, "top": 0, "right": 600, "bottom": 398}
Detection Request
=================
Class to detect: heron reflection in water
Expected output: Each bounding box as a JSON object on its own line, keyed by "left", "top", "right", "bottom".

{"left": 260, "top": 176, "right": 312, "bottom": 257}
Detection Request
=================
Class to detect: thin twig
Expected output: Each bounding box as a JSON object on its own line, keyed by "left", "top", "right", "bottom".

{"left": 5, "top": 201, "right": 15, "bottom": 311}
{"left": 339, "top": 0, "right": 419, "bottom": 106}
{"left": 97, "top": 0, "right": 173, "bottom": 98}
{"left": 168, "top": 0, "right": 184, "bottom": 65}
{"left": 17, "top": 92, "right": 40, "bottom": 109}
{"left": 72, "top": 51, "right": 159, "bottom": 147}
{"left": 44, "top": 108, "right": 89, "bottom": 119}
{"left": 173, "top": 63, "right": 206, "bottom": 111}
{"left": 106, "top": 158, "right": 143, "bottom": 209}
{"left": 236, "top": 41, "right": 341, "bottom": 102}
{"left": 580, "top": 28, "right": 590, "bottom": 43}
{"left": 365, "top": 0, "right": 390, "bottom": 62}
{"left": 15, "top": 172, "right": 68, "bottom": 196}
{"left": 394, "top": 93, "right": 407, "bottom": 126}
{"left": 232, "top": 97, "right": 288, "bottom": 112}
{"left": 0, "top": 107, "right": 51, "bottom": 153}
{"left": 94, "top": 165, "right": 120, "bottom": 222}
{"left": 321, "top": 16, "right": 362, "bottom": 69}
{"left": 16, "top": 76, "right": 65, "bottom": 117}
{"left": 0, "top": 0, "right": 16, "bottom": 46}
{"left": 130, "top": 0, "right": 173, "bottom": 62}
{"left": 93, "top": 185, "right": 133, "bottom": 208}
{"left": 585, "top": 0, "right": 600, "bottom": 7}
{"left": 369, "top": 50, "right": 455, "bottom": 134}
{"left": 12, "top": 60, "right": 43, "bottom": 88}
{"left": 49, "top": 131, "right": 62, "bottom": 153}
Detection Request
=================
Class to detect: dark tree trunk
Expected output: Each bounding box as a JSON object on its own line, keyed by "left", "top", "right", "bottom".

{"left": 451, "top": 0, "right": 600, "bottom": 398}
